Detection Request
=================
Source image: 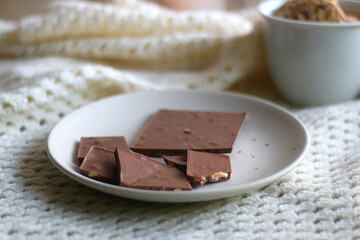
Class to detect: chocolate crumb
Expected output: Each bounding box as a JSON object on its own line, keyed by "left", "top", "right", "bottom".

{"left": 183, "top": 129, "right": 191, "bottom": 134}
{"left": 265, "top": 143, "right": 270, "bottom": 146}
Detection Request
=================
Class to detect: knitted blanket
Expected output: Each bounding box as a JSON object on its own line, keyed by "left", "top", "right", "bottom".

{"left": 1, "top": 0, "right": 359, "bottom": 239}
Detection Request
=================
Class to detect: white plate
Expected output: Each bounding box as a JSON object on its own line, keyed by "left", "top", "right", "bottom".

{"left": 47, "top": 90, "right": 309, "bottom": 203}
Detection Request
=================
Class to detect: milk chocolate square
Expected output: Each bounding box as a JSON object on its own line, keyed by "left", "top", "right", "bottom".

{"left": 186, "top": 150, "right": 231, "bottom": 185}
{"left": 115, "top": 146, "right": 192, "bottom": 191}
{"left": 80, "top": 146, "right": 118, "bottom": 184}
{"left": 131, "top": 110, "right": 246, "bottom": 157}
{"left": 77, "top": 136, "right": 128, "bottom": 164}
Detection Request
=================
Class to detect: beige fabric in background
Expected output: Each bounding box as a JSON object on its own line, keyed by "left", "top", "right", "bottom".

{"left": 0, "top": 0, "right": 268, "bottom": 134}
{"left": 0, "top": 0, "right": 260, "bottom": 20}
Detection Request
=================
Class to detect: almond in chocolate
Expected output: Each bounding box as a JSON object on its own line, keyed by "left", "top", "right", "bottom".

{"left": 186, "top": 150, "right": 231, "bottom": 186}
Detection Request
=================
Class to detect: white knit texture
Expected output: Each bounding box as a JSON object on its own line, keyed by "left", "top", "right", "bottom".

{"left": 1, "top": 0, "right": 360, "bottom": 239}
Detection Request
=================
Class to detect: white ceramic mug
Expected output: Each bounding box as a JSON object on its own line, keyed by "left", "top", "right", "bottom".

{"left": 259, "top": 0, "right": 360, "bottom": 106}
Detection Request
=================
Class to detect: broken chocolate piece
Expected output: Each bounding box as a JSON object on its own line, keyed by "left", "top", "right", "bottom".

{"left": 131, "top": 167, "right": 192, "bottom": 191}
{"left": 186, "top": 150, "right": 231, "bottom": 186}
{"left": 163, "top": 155, "right": 187, "bottom": 173}
{"left": 115, "top": 146, "right": 192, "bottom": 191}
{"left": 80, "top": 146, "right": 118, "bottom": 184}
{"left": 131, "top": 110, "right": 246, "bottom": 157}
{"left": 77, "top": 136, "right": 128, "bottom": 164}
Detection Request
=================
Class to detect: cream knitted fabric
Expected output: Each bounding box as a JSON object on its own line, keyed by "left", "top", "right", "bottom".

{"left": 2, "top": 97, "right": 360, "bottom": 239}
{"left": 0, "top": 0, "right": 263, "bottom": 136}
{"left": 1, "top": 0, "right": 360, "bottom": 239}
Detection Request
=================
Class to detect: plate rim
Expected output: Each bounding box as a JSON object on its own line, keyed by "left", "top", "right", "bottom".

{"left": 46, "top": 90, "right": 310, "bottom": 202}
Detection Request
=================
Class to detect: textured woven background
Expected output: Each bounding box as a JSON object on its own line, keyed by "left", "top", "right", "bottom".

{"left": 1, "top": 1, "right": 360, "bottom": 239}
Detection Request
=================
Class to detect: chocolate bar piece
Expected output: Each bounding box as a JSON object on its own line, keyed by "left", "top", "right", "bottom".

{"left": 80, "top": 146, "right": 118, "bottom": 184}
{"left": 115, "top": 146, "right": 192, "bottom": 191}
{"left": 77, "top": 136, "right": 128, "bottom": 164}
{"left": 186, "top": 150, "right": 231, "bottom": 185}
{"left": 131, "top": 110, "right": 246, "bottom": 157}
{"left": 130, "top": 167, "right": 192, "bottom": 191}
{"left": 163, "top": 155, "right": 187, "bottom": 173}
